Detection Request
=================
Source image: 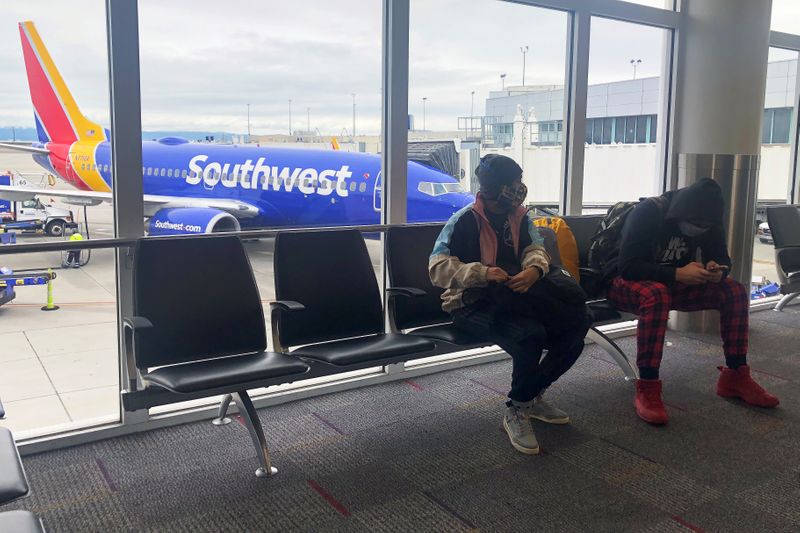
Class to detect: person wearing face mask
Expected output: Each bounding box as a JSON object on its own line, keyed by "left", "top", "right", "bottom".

{"left": 606, "top": 178, "right": 779, "bottom": 425}
{"left": 429, "top": 154, "right": 590, "bottom": 455}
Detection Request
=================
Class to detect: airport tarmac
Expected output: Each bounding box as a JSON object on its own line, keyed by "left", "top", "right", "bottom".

{"left": 0, "top": 147, "right": 784, "bottom": 439}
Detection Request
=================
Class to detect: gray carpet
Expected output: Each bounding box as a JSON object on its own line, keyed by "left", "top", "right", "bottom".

{"left": 4, "top": 306, "right": 800, "bottom": 532}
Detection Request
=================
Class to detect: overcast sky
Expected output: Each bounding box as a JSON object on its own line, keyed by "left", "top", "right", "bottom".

{"left": 0, "top": 0, "right": 798, "bottom": 136}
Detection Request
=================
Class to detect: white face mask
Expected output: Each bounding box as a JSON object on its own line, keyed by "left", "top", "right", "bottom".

{"left": 678, "top": 221, "right": 711, "bottom": 237}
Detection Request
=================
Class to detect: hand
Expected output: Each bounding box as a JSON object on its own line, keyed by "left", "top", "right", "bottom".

{"left": 486, "top": 267, "right": 510, "bottom": 283}
{"left": 505, "top": 267, "right": 541, "bottom": 293}
{"left": 704, "top": 261, "right": 725, "bottom": 283}
{"left": 675, "top": 262, "right": 714, "bottom": 285}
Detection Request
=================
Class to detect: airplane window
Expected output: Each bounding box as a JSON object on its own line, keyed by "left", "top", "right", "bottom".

{"left": 359, "top": 182, "right": 367, "bottom": 193}
{"left": 81, "top": 163, "right": 86, "bottom": 170}
{"left": 167, "top": 169, "right": 173, "bottom": 177}
{"left": 147, "top": 167, "right": 152, "bottom": 176}
{"left": 174, "top": 168, "right": 180, "bottom": 177}
{"left": 349, "top": 182, "right": 357, "bottom": 192}
{"left": 181, "top": 170, "right": 187, "bottom": 178}
{"left": 160, "top": 168, "right": 166, "bottom": 177}
{"left": 417, "top": 181, "right": 463, "bottom": 196}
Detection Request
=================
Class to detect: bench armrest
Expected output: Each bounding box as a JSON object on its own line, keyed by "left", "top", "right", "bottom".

{"left": 269, "top": 300, "right": 306, "bottom": 313}
{"left": 269, "top": 301, "right": 305, "bottom": 353}
{"left": 386, "top": 287, "right": 427, "bottom": 298}
{"left": 122, "top": 316, "right": 153, "bottom": 392}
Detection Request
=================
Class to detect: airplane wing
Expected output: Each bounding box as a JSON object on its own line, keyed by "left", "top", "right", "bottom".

{"left": 0, "top": 142, "right": 50, "bottom": 155}
{"left": 0, "top": 185, "right": 260, "bottom": 218}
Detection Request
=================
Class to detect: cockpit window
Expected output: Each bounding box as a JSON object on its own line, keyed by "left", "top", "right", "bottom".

{"left": 417, "top": 181, "right": 464, "bottom": 196}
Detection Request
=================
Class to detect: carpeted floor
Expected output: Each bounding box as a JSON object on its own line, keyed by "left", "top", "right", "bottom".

{"left": 4, "top": 306, "right": 800, "bottom": 532}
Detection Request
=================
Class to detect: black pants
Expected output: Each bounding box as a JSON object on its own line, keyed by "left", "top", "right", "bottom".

{"left": 452, "top": 285, "right": 590, "bottom": 404}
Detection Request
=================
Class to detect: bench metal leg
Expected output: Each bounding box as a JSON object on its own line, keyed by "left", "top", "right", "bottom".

{"left": 232, "top": 391, "right": 278, "bottom": 478}
{"left": 212, "top": 393, "right": 233, "bottom": 426}
{"left": 774, "top": 292, "right": 799, "bottom": 312}
{"left": 586, "top": 327, "right": 638, "bottom": 382}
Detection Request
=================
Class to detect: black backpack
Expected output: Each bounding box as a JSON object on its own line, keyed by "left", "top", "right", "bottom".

{"left": 588, "top": 196, "right": 668, "bottom": 274}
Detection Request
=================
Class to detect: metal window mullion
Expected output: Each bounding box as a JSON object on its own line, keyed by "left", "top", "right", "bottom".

{"left": 381, "top": 0, "right": 409, "bottom": 226}
{"left": 504, "top": 0, "right": 680, "bottom": 29}
{"left": 790, "top": 54, "right": 800, "bottom": 202}
{"left": 380, "top": 0, "right": 409, "bottom": 374}
{"left": 658, "top": 26, "right": 678, "bottom": 193}
{"left": 106, "top": 0, "right": 146, "bottom": 425}
{"left": 561, "top": 9, "right": 591, "bottom": 215}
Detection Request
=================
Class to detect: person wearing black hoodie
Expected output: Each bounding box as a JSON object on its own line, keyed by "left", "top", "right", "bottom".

{"left": 606, "top": 178, "right": 779, "bottom": 425}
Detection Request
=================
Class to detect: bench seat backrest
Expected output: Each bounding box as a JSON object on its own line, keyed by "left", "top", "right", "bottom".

{"left": 133, "top": 235, "right": 267, "bottom": 369}
{"left": 274, "top": 229, "right": 383, "bottom": 347}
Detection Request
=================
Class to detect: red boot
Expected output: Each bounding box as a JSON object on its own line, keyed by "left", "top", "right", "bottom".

{"left": 635, "top": 379, "right": 669, "bottom": 425}
{"left": 717, "top": 365, "right": 780, "bottom": 407}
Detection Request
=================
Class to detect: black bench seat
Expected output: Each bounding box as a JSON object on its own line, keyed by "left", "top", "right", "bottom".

{"left": 290, "top": 333, "right": 434, "bottom": 366}
{"left": 142, "top": 351, "right": 311, "bottom": 394}
{"left": 0, "top": 427, "right": 45, "bottom": 532}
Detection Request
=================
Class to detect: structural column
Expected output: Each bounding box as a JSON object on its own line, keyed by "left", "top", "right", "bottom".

{"left": 669, "top": 0, "right": 772, "bottom": 333}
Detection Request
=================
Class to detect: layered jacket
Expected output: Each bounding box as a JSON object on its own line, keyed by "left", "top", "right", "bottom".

{"left": 428, "top": 196, "right": 550, "bottom": 312}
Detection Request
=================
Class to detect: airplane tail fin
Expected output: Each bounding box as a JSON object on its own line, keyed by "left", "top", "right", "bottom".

{"left": 18, "top": 21, "right": 105, "bottom": 145}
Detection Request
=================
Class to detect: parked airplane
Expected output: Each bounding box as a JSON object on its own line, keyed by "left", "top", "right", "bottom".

{"left": 0, "top": 21, "right": 473, "bottom": 235}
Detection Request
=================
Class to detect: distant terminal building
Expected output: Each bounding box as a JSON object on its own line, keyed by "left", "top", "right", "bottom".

{"left": 460, "top": 59, "right": 797, "bottom": 204}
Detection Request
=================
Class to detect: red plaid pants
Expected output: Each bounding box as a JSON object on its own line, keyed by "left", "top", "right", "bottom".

{"left": 606, "top": 276, "right": 749, "bottom": 369}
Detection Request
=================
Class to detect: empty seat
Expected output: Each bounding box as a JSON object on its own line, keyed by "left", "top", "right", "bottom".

{"left": 124, "top": 235, "right": 310, "bottom": 477}
{"left": 0, "top": 428, "right": 45, "bottom": 532}
{"left": 767, "top": 205, "right": 800, "bottom": 311}
{"left": 386, "top": 224, "right": 490, "bottom": 347}
{"left": 0, "top": 427, "right": 28, "bottom": 505}
{"left": 272, "top": 229, "right": 435, "bottom": 366}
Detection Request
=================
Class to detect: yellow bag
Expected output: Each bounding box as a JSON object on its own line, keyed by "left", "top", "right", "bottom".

{"left": 533, "top": 216, "right": 580, "bottom": 282}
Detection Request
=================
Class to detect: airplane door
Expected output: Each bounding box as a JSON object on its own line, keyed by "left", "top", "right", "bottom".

{"left": 373, "top": 171, "right": 382, "bottom": 212}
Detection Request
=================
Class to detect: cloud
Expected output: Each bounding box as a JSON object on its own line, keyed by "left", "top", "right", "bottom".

{"left": 0, "top": 0, "right": 795, "bottom": 135}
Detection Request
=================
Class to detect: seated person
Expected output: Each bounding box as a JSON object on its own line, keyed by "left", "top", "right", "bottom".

{"left": 429, "top": 154, "right": 591, "bottom": 455}
{"left": 606, "top": 178, "right": 779, "bottom": 425}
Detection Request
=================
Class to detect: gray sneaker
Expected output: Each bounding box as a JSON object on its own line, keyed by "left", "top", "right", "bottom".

{"left": 523, "top": 394, "right": 570, "bottom": 425}
{"left": 503, "top": 406, "right": 540, "bottom": 455}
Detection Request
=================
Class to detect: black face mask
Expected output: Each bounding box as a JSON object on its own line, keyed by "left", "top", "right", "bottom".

{"left": 678, "top": 221, "right": 711, "bottom": 237}
{"left": 494, "top": 182, "right": 528, "bottom": 212}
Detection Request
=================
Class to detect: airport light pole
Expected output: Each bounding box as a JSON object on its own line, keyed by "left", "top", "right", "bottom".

{"left": 422, "top": 97, "right": 427, "bottom": 133}
{"left": 470, "top": 90, "right": 475, "bottom": 138}
{"left": 520, "top": 46, "right": 529, "bottom": 86}
{"left": 500, "top": 73, "right": 506, "bottom": 91}
{"left": 630, "top": 58, "right": 642, "bottom": 79}
{"left": 288, "top": 99, "right": 292, "bottom": 136}
{"left": 352, "top": 93, "right": 356, "bottom": 142}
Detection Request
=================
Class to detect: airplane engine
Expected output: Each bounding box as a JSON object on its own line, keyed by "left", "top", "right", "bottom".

{"left": 147, "top": 207, "right": 241, "bottom": 236}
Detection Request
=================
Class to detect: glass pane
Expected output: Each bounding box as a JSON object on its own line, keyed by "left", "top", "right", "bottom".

{"left": 0, "top": 5, "right": 120, "bottom": 438}
{"left": 0, "top": 247, "right": 119, "bottom": 438}
{"left": 583, "top": 17, "right": 670, "bottom": 210}
{"left": 772, "top": 0, "right": 800, "bottom": 35}
{"left": 140, "top": 0, "right": 382, "bottom": 233}
{"left": 754, "top": 48, "right": 799, "bottom": 299}
{"left": 410, "top": 0, "right": 569, "bottom": 213}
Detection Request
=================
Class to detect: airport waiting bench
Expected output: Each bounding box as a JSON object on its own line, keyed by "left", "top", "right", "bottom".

{"left": 122, "top": 231, "right": 438, "bottom": 478}
{"left": 766, "top": 204, "right": 800, "bottom": 311}
{"left": 0, "top": 427, "right": 46, "bottom": 532}
{"left": 121, "top": 221, "right": 636, "bottom": 478}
